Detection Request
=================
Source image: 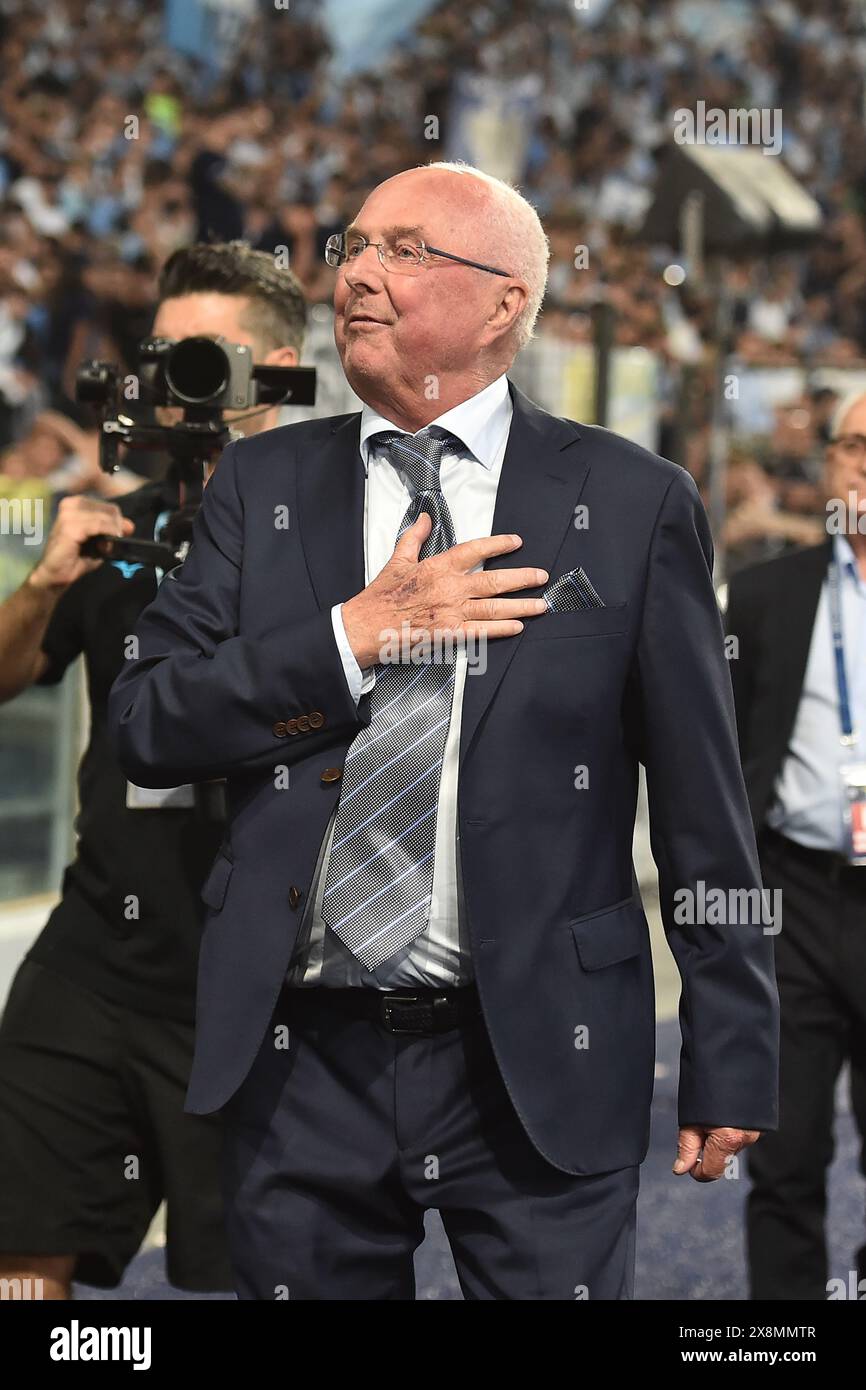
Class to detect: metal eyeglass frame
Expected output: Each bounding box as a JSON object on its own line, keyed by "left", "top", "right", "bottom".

{"left": 324, "top": 231, "right": 511, "bottom": 279}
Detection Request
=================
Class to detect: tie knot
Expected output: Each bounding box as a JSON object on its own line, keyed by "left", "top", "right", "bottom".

{"left": 370, "top": 427, "right": 459, "bottom": 496}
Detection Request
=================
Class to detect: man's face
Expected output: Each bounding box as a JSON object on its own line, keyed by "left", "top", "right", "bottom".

{"left": 151, "top": 291, "right": 298, "bottom": 438}
{"left": 825, "top": 397, "right": 866, "bottom": 523}
{"left": 333, "top": 170, "right": 519, "bottom": 403}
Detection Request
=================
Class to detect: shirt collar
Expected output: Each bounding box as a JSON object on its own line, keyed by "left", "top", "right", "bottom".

{"left": 834, "top": 533, "right": 859, "bottom": 580}
{"left": 358, "top": 373, "right": 511, "bottom": 474}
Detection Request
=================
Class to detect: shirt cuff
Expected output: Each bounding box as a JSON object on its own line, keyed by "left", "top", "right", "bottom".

{"left": 331, "top": 603, "right": 376, "bottom": 706}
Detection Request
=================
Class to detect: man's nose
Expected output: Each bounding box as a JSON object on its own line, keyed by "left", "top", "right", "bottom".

{"left": 343, "top": 245, "right": 386, "bottom": 293}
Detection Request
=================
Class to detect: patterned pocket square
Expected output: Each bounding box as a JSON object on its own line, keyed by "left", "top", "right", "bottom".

{"left": 543, "top": 567, "right": 604, "bottom": 611}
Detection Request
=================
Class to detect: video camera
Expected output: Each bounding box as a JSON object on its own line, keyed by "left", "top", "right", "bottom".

{"left": 75, "top": 335, "right": 316, "bottom": 572}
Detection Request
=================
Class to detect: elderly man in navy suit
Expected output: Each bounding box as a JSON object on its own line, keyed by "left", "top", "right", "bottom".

{"left": 108, "top": 162, "right": 779, "bottom": 1300}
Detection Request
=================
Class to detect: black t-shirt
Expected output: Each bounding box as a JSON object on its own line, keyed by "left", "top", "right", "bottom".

{"left": 26, "top": 480, "right": 224, "bottom": 1020}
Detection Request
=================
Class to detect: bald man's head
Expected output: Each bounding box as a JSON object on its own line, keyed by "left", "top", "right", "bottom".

{"left": 332, "top": 162, "right": 548, "bottom": 423}
{"left": 419, "top": 163, "right": 549, "bottom": 347}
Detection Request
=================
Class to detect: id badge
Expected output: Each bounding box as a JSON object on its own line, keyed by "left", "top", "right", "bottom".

{"left": 126, "top": 781, "right": 195, "bottom": 810}
{"left": 840, "top": 762, "right": 866, "bottom": 865}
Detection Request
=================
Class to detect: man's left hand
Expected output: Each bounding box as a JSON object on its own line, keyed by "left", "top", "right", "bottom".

{"left": 672, "top": 1126, "right": 761, "bottom": 1182}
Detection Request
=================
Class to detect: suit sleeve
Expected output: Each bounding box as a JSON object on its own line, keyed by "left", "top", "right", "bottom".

{"left": 635, "top": 468, "right": 779, "bottom": 1132}
{"left": 107, "top": 439, "right": 367, "bottom": 786}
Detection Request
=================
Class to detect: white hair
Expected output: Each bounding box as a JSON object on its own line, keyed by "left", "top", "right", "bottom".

{"left": 829, "top": 387, "right": 866, "bottom": 439}
{"left": 422, "top": 161, "right": 550, "bottom": 350}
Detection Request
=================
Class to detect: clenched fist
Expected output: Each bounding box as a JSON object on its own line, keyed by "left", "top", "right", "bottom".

{"left": 27, "top": 496, "right": 136, "bottom": 593}
{"left": 673, "top": 1125, "right": 761, "bottom": 1182}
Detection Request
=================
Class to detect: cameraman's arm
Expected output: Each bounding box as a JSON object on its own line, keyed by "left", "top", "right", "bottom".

{"left": 107, "top": 439, "right": 366, "bottom": 787}
{"left": 0, "top": 577, "right": 59, "bottom": 701}
{"left": 0, "top": 497, "right": 134, "bottom": 703}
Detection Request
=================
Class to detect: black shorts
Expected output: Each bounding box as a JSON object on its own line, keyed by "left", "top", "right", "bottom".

{"left": 0, "top": 958, "right": 233, "bottom": 1292}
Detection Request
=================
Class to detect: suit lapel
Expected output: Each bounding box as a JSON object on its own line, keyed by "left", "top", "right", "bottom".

{"left": 296, "top": 413, "right": 366, "bottom": 614}
{"left": 458, "top": 383, "right": 590, "bottom": 764}
{"left": 774, "top": 539, "right": 831, "bottom": 738}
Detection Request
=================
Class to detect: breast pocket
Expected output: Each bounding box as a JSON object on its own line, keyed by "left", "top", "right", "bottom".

{"left": 522, "top": 601, "right": 629, "bottom": 642}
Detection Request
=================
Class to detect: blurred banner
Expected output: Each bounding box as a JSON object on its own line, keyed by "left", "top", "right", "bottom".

{"left": 727, "top": 366, "right": 866, "bottom": 438}
{"left": 322, "top": 0, "right": 439, "bottom": 75}
{"left": 292, "top": 311, "right": 661, "bottom": 452}
{"left": 445, "top": 71, "right": 541, "bottom": 185}
{"left": 165, "top": 0, "right": 256, "bottom": 74}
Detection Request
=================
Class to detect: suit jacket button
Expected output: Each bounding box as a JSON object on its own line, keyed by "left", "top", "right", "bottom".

{"left": 272, "top": 720, "right": 287, "bottom": 737}
{"left": 321, "top": 767, "right": 342, "bottom": 784}
{"left": 309, "top": 711, "right": 325, "bottom": 729}
{"left": 297, "top": 714, "right": 310, "bottom": 732}
{"left": 288, "top": 886, "right": 303, "bottom": 910}
{"left": 286, "top": 718, "right": 299, "bottom": 735}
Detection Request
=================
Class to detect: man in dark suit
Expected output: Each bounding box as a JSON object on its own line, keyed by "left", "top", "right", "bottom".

{"left": 108, "top": 162, "right": 779, "bottom": 1300}
{"left": 726, "top": 393, "right": 866, "bottom": 1301}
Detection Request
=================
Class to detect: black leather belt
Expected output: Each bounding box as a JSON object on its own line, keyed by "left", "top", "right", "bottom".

{"left": 760, "top": 824, "right": 866, "bottom": 886}
{"left": 283, "top": 983, "right": 482, "bottom": 1035}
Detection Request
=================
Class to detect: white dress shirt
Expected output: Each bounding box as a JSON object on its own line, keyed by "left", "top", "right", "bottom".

{"left": 766, "top": 534, "right": 866, "bottom": 852}
{"left": 286, "top": 373, "right": 513, "bottom": 988}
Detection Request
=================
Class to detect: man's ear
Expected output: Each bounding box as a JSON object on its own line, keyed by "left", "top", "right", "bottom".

{"left": 481, "top": 282, "right": 528, "bottom": 347}
{"left": 262, "top": 345, "right": 300, "bottom": 367}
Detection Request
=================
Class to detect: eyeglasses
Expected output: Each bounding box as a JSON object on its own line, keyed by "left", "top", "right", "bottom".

{"left": 830, "top": 433, "right": 866, "bottom": 461}
{"left": 324, "top": 231, "right": 510, "bottom": 278}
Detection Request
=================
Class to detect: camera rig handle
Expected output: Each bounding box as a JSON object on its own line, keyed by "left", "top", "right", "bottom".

{"left": 82, "top": 417, "right": 232, "bottom": 569}
{"left": 79, "top": 533, "right": 180, "bottom": 569}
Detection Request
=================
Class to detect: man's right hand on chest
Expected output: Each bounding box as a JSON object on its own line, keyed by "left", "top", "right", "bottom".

{"left": 339, "top": 512, "right": 550, "bottom": 670}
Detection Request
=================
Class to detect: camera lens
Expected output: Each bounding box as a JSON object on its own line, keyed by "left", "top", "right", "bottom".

{"left": 165, "top": 337, "right": 229, "bottom": 405}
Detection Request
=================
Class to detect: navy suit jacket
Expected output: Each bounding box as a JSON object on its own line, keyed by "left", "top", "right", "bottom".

{"left": 107, "top": 382, "right": 779, "bottom": 1175}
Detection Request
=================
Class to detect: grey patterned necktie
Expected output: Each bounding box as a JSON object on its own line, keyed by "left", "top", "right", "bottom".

{"left": 320, "top": 426, "right": 460, "bottom": 970}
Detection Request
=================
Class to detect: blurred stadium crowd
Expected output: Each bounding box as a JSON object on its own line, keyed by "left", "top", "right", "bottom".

{"left": 2, "top": 0, "right": 866, "bottom": 570}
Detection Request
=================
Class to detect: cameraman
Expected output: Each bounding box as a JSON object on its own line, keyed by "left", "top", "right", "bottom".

{"left": 0, "top": 243, "right": 306, "bottom": 1299}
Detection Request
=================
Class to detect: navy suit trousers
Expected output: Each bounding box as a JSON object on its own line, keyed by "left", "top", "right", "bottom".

{"left": 219, "top": 986, "right": 639, "bottom": 1300}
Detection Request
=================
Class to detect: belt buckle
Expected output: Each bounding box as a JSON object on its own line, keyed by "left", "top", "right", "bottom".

{"left": 381, "top": 992, "right": 428, "bottom": 1035}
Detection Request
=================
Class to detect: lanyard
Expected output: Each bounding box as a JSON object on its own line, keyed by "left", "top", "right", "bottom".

{"left": 828, "top": 554, "right": 858, "bottom": 746}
